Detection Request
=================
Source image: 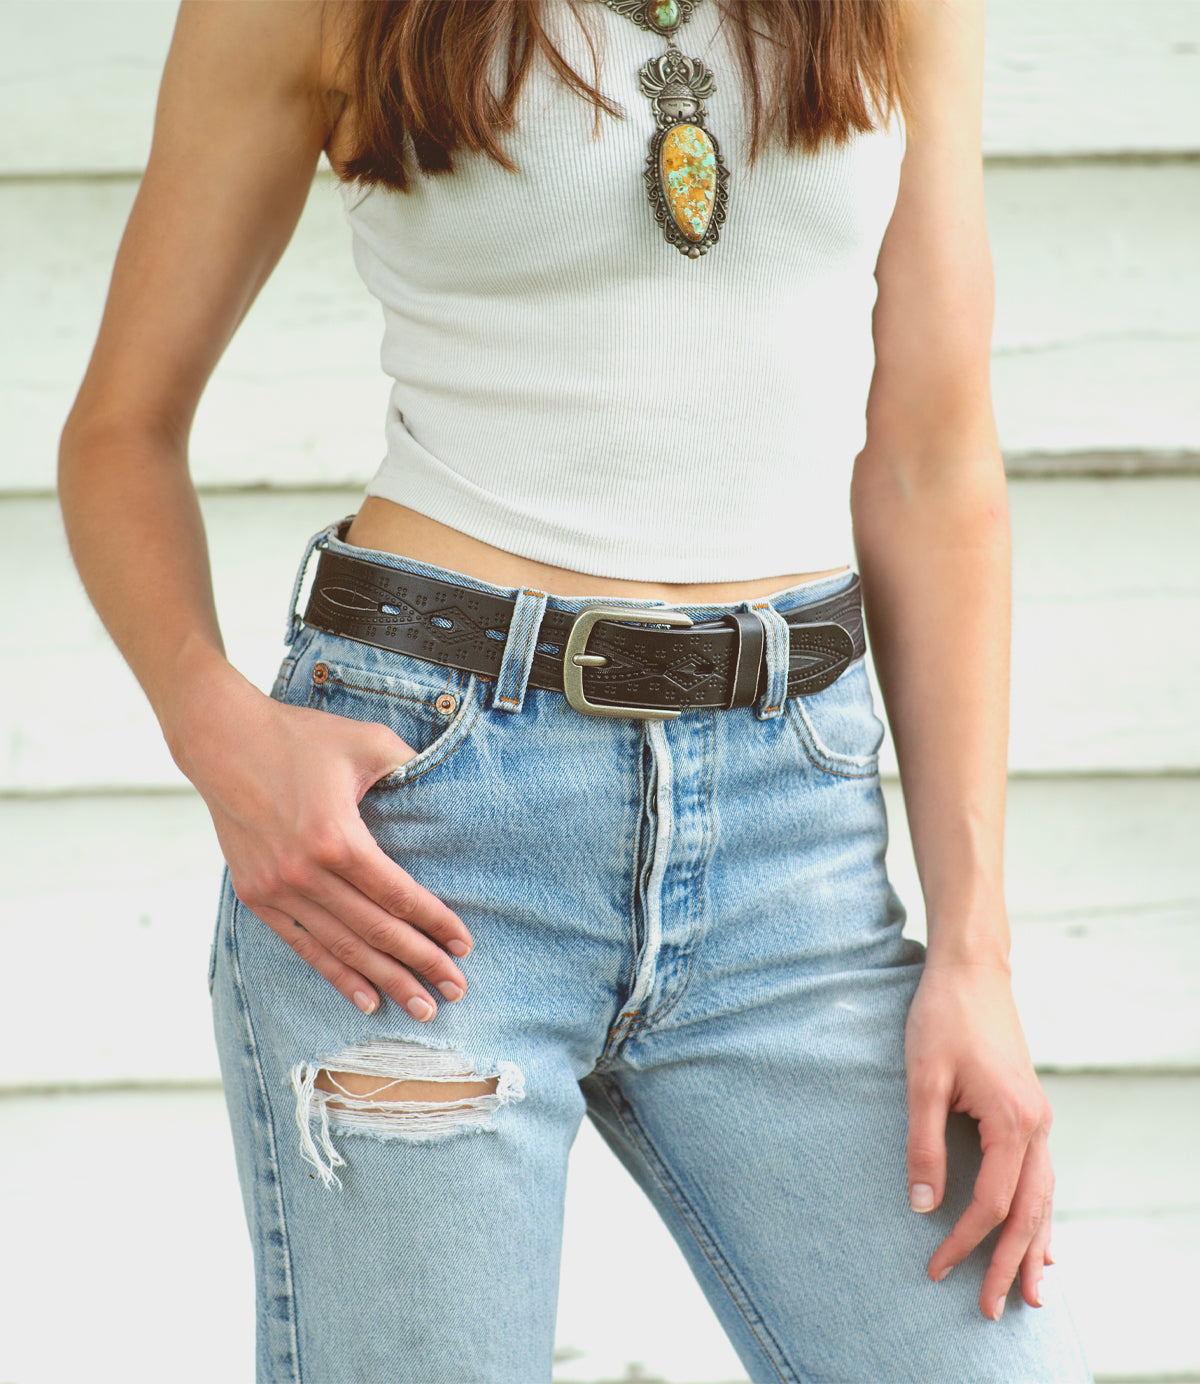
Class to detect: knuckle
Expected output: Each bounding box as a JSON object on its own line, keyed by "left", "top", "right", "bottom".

{"left": 981, "top": 1194, "right": 1012, "bottom": 1226}
{"left": 906, "top": 1139, "right": 943, "bottom": 1165}
{"left": 997, "top": 1101, "right": 1038, "bottom": 1140}
{"left": 1014, "top": 1101, "right": 1042, "bottom": 1138}
{"left": 412, "top": 947, "right": 449, "bottom": 980}
{"left": 233, "top": 878, "right": 265, "bottom": 913}
{"left": 326, "top": 931, "right": 366, "bottom": 968}
{"left": 907, "top": 1071, "right": 950, "bottom": 1102}
{"left": 374, "top": 721, "right": 407, "bottom": 751}
{"left": 381, "top": 882, "right": 419, "bottom": 918}
{"left": 1015, "top": 1206, "right": 1043, "bottom": 1237}
{"left": 289, "top": 930, "right": 319, "bottom": 963}
{"left": 231, "top": 865, "right": 271, "bottom": 905}
{"left": 416, "top": 907, "right": 454, "bottom": 939}
{"left": 358, "top": 913, "right": 404, "bottom": 952}
{"left": 307, "top": 825, "right": 353, "bottom": 871}
{"left": 276, "top": 851, "right": 313, "bottom": 891}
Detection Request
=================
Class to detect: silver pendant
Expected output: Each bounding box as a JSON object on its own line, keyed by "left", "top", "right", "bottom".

{"left": 603, "top": 0, "right": 730, "bottom": 257}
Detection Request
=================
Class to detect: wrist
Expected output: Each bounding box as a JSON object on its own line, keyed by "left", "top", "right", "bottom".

{"left": 921, "top": 952, "right": 1013, "bottom": 981}
{"left": 158, "top": 642, "right": 263, "bottom": 774}
{"left": 922, "top": 902, "right": 1011, "bottom": 974}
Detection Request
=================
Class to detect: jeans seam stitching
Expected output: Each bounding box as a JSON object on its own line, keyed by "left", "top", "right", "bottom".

{"left": 274, "top": 626, "right": 318, "bottom": 701}
{"left": 605, "top": 729, "right": 651, "bottom": 1051}
{"left": 596, "top": 1077, "right": 806, "bottom": 1384}
{"left": 324, "top": 679, "right": 442, "bottom": 710}
{"left": 375, "top": 691, "right": 485, "bottom": 787}
{"left": 226, "top": 879, "right": 304, "bottom": 1383}
{"left": 783, "top": 701, "right": 879, "bottom": 780}
{"left": 626, "top": 715, "right": 713, "bottom": 1034}
{"left": 791, "top": 699, "right": 876, "bottom": 767}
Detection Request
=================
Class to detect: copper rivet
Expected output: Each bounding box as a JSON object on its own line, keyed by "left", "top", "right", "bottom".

{"left": 312, "top": 663, "right": 329, "bottom": 684}
{"left": 435, "top": 692, "right": 457, "bottom": 715}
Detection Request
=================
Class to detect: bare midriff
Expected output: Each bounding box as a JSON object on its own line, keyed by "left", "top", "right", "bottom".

{"left": 345, "top": 497, "right": 849, "bottom": 604}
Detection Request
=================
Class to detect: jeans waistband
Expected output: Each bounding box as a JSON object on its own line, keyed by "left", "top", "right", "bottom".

{"left": 287, "top": 514, "right": 858, "bottom": 640}
{"left": 287, "top": 516, "right": 862, "bottom": 721}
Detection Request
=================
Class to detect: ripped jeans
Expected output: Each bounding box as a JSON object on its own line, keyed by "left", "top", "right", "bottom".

{"left": 209, "top": 523, "right": 1093, "bottom": 1384}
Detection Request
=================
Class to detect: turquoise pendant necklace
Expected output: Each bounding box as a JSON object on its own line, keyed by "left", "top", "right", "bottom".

{"left": 601, "top": 0, "right": 730, "bottom": 257}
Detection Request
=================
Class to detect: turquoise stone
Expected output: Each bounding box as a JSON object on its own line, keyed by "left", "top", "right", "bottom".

{"left": 660, "top": 123, "right": 717, "bottom": 242}
{"left": 652, "top": 0, "right": 680, "bottom": 29}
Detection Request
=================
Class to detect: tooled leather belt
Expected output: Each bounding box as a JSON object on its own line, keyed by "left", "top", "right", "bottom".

{"left": 302, "top": 547, "right": 866, "bottom": 720}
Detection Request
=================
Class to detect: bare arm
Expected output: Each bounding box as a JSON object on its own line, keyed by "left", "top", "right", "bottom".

{"left": 59, "top": 0, "right": 472, "bottom": 1020}
{"left": 852, "top": 0, "right": 1053, "bottom": 1320}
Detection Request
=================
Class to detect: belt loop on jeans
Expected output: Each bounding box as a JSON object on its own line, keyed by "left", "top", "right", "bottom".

{"left": 746, "top": 600, "right": 791, "bottom": 720}
{"left": 492, "top": 588, "right": 550, "bottom": 714}
{"left": 285, "top": 518, "right": 346, "bottom": 646}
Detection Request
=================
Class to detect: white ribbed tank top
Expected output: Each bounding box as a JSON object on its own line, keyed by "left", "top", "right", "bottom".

{"left": 342, "top": 0, "right": 905, "bottom": 581}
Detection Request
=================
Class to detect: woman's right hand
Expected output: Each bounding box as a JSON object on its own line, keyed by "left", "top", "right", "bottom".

{"left": 171, "top": 656, "right": 473, "bottom": 1020}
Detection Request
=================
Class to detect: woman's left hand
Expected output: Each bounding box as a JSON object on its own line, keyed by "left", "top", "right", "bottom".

{"left": 904, "top": 956, "right": 1055, "bottom": 1320}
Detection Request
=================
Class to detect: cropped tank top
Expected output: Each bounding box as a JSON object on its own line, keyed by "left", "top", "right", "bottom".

{"left": 340, "top": 0, "right": 905, "bottom": 581}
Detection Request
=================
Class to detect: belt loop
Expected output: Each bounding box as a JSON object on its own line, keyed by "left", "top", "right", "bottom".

{"left": 492, "top": 588, "right": 549, "bottom": 714}
{"left": 285, "top": 519, "right": 342, "bottom": 646}
{"left": 746, "top": 599, "right": 790, "bottom": 720}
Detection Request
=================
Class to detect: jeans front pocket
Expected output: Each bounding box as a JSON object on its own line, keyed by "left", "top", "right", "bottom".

{"left": 302, "top": 636, "right": 484, "bottom": 785}
{"left": 785, "top": 658, "right": 885, "bottom": 779}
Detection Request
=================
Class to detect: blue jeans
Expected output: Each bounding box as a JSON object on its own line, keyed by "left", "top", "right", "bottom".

{"left": 210, "top": 521, "right": 1092, "bottom": 1383}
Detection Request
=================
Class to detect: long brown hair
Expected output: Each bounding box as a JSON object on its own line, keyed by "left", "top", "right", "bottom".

{"left": 333, "top": 0, "right": 907, "bottom": 192}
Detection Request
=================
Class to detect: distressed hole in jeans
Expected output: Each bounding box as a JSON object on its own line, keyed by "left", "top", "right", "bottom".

{"left": 290, "top": 1039, "right": 526, "bottom": 1188}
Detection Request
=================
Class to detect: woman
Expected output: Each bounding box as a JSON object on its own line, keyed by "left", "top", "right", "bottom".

{"left": 58, "top": 1, "right": 1092, "bottom": 1380}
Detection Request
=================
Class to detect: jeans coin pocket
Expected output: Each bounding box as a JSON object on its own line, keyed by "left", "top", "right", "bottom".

{"left": 303, "top": 641, "right": 481, "bottom": 785}
{"left": 785, "top": 659, "right": 884, "bottom": 778}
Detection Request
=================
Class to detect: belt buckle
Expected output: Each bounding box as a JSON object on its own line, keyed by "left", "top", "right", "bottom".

{"left": 562, "top": 604, "right": 693, "bottom": 719}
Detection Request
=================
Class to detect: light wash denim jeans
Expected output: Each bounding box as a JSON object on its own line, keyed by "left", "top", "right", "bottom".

{"left": 210, "top": 521, "right": 1093, "bottom": 1384}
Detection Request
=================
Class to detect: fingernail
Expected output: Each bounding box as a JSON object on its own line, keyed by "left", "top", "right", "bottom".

{"left": 1035, "top": 1281, "right": 1044, "bottom": 1307}
{"left": 447, "top": 940, "right": 471, "bottom": 958}
{"left": 936, "top": 1266, "right": 952, "bottom": 1283}
{"left": 406, "top": 996, "right": 435, "bottom": 1021}
{"left": 1045, "top": 1243, "right": 1055, "bottom": 1265}
{"left": 909, "top": 1183, "right": 935, "bottom": 1212}
{"left": 437, "top": 981, "right": 464, "bottom": 1002}
{"left": 991, "top": 1296, "right": 1005, "bottom": 1321}
{"left": 353, "top": 990, "right": 377, "bottom": 1015}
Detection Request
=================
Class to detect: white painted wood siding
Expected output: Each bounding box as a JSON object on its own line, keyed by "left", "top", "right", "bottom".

{"left": 5, "top": 161, "right": 1200, "bottom": 495}
{"left": 3, "top": 0, "right": 1199, "bottom": 176}
{"left": 2, "top": 1081, "right": 1198, "bottom": 1384}
{"left": 3, "top": 478, "right": 1197, "bottom": 791}
{"left": 4, "top": 776, "right": 1197, "bottom": 1091}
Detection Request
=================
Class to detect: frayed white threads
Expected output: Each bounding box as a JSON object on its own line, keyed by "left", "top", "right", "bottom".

{"left": 290, "top": 1040, "right": 525, "bottom": 1189}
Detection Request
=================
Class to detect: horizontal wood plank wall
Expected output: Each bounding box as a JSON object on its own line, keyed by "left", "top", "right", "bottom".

{"left": 2, "top": 4, "right": 1198, "bottom": 1380}
{"left": 4, "top": 160, "right": 1200, "bottom": 495}
{"left": 3, "top": 0, "right": 1199, "bottom": 176}
{"left": 3, "top": 478, "right": 1198, "bottom": 789}
{"left": 4, "top": 774, "right": 1197, "bottom": 1089}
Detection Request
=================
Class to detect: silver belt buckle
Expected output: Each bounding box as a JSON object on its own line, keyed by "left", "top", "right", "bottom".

{"left": 561, "top": 604, "right": 693, "bottom": 719}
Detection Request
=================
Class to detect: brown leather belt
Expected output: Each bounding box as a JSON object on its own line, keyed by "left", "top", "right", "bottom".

{"left": 302, "top": 546, "right": 866, "bottom": 719}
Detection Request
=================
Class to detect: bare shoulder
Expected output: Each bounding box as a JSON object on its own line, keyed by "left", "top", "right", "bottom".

{"left": 163, "top": 1, "right": 363, "bottom": 153}
{"left": 169, "top": 0, "right": 325, "bottom": 95}
{"left": 897, "top": 0, "right": 985, "bottom": 143}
